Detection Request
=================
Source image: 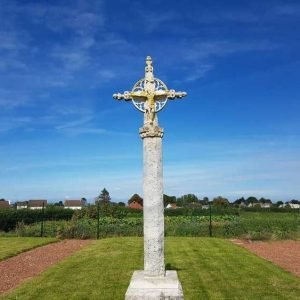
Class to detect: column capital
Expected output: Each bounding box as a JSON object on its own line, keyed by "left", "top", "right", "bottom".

{"left": 139, "top": 125, "right": 164, "bottom": 139}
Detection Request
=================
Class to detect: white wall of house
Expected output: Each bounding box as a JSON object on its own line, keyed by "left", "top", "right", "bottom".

{"left": 17, "top": 206, "right": 27, "bottom": 209}
{"left": 64, "top": 206, "right": 82, "bottom": 210}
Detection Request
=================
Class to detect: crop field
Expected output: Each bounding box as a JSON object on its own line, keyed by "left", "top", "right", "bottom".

{"left": 1, "top": 237, "right": 299, "bottom": 300}
{"left": 7, "top": 211, "right": 299, "bottom": 240}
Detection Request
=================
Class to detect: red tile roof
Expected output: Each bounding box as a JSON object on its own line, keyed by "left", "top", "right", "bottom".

{"left": 128, "top": 201, "right": 143, "bottom": 210}
{"left": 0, "top": 200, "right": 9, "bottom": 208}
{"left": 64, "top": 200, "right": 86, "bottom": 207}
{"left": 28, "top": 200, "right": 47, "bottom": 207}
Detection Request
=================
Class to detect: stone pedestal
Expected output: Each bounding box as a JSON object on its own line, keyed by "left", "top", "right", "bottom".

{"left": 125, "top": 271, "right": 184, "bottom": 300}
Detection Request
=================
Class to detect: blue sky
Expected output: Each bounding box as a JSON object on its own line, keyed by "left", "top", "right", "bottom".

{"left": 0, "top": 0, "right": 299, "bottom": 203}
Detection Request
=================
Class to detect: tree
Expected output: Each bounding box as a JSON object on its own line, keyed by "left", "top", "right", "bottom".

{"left": 96, "top": 188, "right": 111, "bottom": 205}
{"left": 246, "top": 196, "right": 258, "bottom": 206}
{"left": 233, "top": 197, "right": 246, "bottom": 208}
{"left": 259, "top": 197, "right": 272, "bottom": 204}
{"left": 128, "top": 194, "right": 143, "bottom": 205}
{"left": 212, "top": 196, "right": 229, "bottom": 207}
{"left": 199, "top": 197, "right": 209, "bottom": 206}
{"left": 118, "top": 202, "right": 125, "bottom": 206}
{"left": 176, "top": 197, "right": 183, "bottom": 207}
{"left": 163, "top": 194, "right": 176, "bottom": 207}
{"left": 233, "top": 197, "right": 245, "bottom": 205}
{"left": 275, "top": 201, "right": 284, "bottom": 207}
{"left": 54, "top": 201, "right": 64, "bottom": 206}
{"left": 176, "top": 194, "right": 198, "bottom": 207}
{"left": 290, "top": 199, "right": 300, "bottom": 204}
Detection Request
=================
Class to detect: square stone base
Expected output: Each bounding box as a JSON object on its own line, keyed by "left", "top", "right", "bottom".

{"left": 125, "top": 270, "right": 184, "bottom": 300}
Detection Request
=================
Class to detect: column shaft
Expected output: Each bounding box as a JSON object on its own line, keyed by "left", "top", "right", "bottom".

{"left": 143, "top": 135, "right": 165, "bottom": 277}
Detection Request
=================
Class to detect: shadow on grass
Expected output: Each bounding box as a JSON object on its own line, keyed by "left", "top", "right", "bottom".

{"left": 165, "top": 262, "right": 185, "bottom": 271}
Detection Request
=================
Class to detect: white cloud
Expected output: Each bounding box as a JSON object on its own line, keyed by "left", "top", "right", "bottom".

{"left": 4, "top": 1, "right": 105, "bottom": 36}
{"left": 0, "top": 90, "right": 31, "bottom": 109}
{"left": 140, "top": 11, "right": 177, "bottom": 32}
{"left": 185, "top": 40, "right": 275, "bottom": 61}
{"left": 58, "top": 127, "right": 107, "bottom": 135}
{"left": 184, "top": 64, "right": 214, "bottom": 82}
{"left": 55, "top": 116, "right": 93, "bottom": 130}
{"left": 0, "top": 117, "right": 31, "bottom": 133}
{"left": 160, "top": 135, "right": 300, "bottom": 200}
{"left": 51, "top": 46, "right": 90, "bottom": 73}
{"left": 97, "top": 69, "right": 116, "bottom": 81}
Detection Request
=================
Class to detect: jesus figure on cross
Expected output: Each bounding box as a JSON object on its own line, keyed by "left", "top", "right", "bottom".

{"left": 113, "top": 56, "right": 187, "bottom": 125}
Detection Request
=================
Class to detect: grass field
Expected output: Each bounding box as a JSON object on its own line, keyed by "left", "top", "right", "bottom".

{"left": 2, "top": 237, "right": 300, "bottom": 299}
{"left": 0, "top": 237, "right": 57, "bottom": 261}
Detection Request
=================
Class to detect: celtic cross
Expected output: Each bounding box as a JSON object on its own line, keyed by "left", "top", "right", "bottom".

{"left": 113, "top": 56, "right": 187, "bottom": 125}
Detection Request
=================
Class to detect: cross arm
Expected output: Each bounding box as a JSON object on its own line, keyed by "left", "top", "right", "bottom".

{"left": 113, "top": 90, "right": 148, "bottom": 101}
{"left": 112, "top": 91, "right": 132, "bottom": 101}
{"left": 167, "top": 90, "right": 187, "bottom": 100}
{"left": 153, "top": 89, "right": 187, "bottom": 101}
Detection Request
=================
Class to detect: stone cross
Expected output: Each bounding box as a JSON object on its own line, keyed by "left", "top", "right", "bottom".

{"left": 113, "top": 56, "right": 186, "bottom": 125}
{"left": 113, "top": 56, "right": 186, "bottom": 299}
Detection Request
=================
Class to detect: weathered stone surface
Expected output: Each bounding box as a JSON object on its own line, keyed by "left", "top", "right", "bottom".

{"left": 140, "top": 125, "right": 164, "bottom": 139}
{"left": 113, "top": 57, "right": 186, "bottom": 300}
{"left": 141, "top": 125, "right": 165, "bottom": 277}
{"left": 125, "top": 271, "right": 184, "bottom": 300}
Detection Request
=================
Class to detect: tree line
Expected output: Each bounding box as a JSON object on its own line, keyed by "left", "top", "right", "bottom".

{"left": 127, "top": 193, "right": 300, "bottom": 208}
{"left": 2, "top": 188, "right": 299, "bottom": 209}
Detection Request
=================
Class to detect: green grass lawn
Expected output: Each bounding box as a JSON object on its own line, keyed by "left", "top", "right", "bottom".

{"left": 2, "top": 237, "right": 300, "bottom": 300}
{"left": 0, "top": 237, "right": 57, "bottom": 261}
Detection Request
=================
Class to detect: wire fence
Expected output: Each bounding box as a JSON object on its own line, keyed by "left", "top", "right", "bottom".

{"left": 1, "top": 205, "right": 299, "bottom": 240}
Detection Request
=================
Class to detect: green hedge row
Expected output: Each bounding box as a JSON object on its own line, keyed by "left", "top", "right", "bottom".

{"left": 0, "top": 207, "right": 74, "bottom": 232}
{"left": 13, "top": 214, "right": 300, "bottom": 240}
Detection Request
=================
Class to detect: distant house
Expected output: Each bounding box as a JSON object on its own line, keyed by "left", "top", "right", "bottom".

{"left": 28, "top": 200, "right": 47, "bottom": 209}
{"left": 166, "top": 203, "right": 177, "bottom": 209}
{"left": 64, "top": 199, "right": 87, "bottom": 210}
{"left": 16, "top": 201, "right": 28, "bottom": 209}
{"left": 247, "top": 203, "right": 260, "bottom": 208}
{"left": 238, "top": 201, "right": 247, "bottom": 208}
{"left": 261, "top": 203, "right": 271, "bottom": 208}
{"left": 0, "top": 199, "right": 10, "bottom": 208}
{"left": 287, "top": 203, "right": 300, "bottom": 209}
{"left": 128, "top": 201, "right": 143, "bottom": 210}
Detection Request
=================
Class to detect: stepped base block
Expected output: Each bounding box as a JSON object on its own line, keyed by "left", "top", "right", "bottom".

{"left": 125, "top": 270, "right": 184, "bottom": 300}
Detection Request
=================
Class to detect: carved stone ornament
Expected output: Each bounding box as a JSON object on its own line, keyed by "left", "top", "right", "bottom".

{"left": 113, "top": 56, "right": 187, "bottom": 126}
{"left": 139, "top": 125, "right": 164, "bottom": 139}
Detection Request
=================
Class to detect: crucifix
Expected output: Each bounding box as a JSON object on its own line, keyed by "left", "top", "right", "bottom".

{"left": 113, "top": 56, "right": 186, "bottom": 299}
{"left": 113, "top": 56, "right": 186, "bottom": 125}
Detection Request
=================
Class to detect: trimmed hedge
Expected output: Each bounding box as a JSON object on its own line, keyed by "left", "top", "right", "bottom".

{"left": 0, "top": 207, "right": 74, "bottom": 232}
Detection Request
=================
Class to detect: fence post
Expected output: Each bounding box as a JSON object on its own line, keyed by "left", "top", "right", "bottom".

{"left": 209, "top": 202, "right": 212, "bottom": 237}
{"left": 40, "top": 202, "right": 45, "bottom": 237}
{"left": 97, "top": 201, "right": 100, "bottom": 240}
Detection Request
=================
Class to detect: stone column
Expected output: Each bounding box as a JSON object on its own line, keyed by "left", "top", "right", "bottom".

{"left": 140, "top": 124, "right": 165, "bottom": 277}
{"left": 125, "top": 122, "right": 184, "bottom": 299}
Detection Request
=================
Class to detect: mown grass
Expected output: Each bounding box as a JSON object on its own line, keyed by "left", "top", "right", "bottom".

{"left": 2, "top": 237, "right": 300, "bottom": 300}
{"left": 0, "top": 237, "right": 57, "bottom": 261}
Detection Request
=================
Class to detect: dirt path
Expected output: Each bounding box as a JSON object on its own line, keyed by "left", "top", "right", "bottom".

{"left": 231, "top": 239, "right": 300, "bottom": 277}
{"left": 0, "top": 239, "right": 91, "bottom": 295}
